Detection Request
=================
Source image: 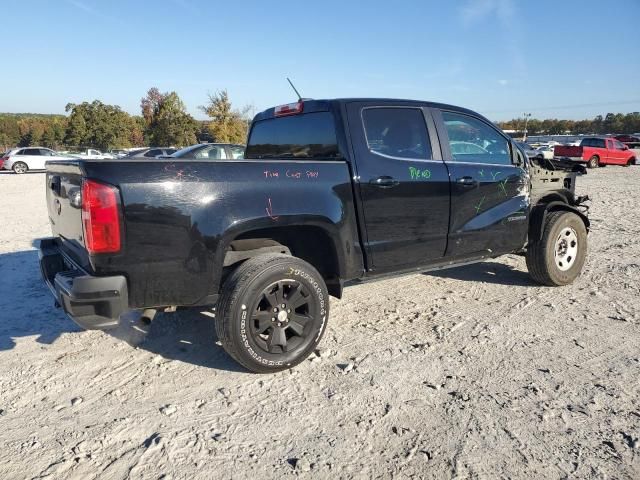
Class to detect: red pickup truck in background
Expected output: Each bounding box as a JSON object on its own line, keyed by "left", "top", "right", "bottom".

{"left": 554, "top": 137, "right": 637, "bottom": 168}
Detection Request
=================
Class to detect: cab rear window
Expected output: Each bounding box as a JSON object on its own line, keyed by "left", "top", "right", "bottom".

{"left": 245, "top": 112, "right": 340, "bottom": 159}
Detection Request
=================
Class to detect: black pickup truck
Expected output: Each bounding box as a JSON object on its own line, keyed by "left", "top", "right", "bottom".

{"left": 39, "top": 98, "right": 590, "bottom": 373}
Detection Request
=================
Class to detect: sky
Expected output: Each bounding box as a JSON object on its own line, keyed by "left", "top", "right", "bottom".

{"left": 1, "top": 0, "right": 639, "bottom": 121}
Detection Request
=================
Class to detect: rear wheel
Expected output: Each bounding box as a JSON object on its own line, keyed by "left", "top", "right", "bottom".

{"left": 12, "top": 162, "right": 28, "bottom": 174}
{"left": 216, "top": 254, "right": 329, "bottom": 373}
{"left": 526, "top": 211, "right": 587, "bottom": 286}
{"left": 587, "top": 156, "right": 599, "bottom": 168}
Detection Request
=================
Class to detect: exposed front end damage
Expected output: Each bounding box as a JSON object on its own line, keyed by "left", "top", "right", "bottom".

{"left": 527, "top": 158, "right": 590, "bottom": 245}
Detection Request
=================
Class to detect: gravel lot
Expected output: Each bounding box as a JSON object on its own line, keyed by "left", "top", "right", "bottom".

{"left": 0, "top": 167, "right": 639, "bottom": 479}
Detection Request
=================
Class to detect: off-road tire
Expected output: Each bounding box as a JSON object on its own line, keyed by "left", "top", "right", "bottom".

{"left": 216, "top": 253, "right": 329, "bottom": 373}
{"left": 526, "top": 211, "right": 587, "bottom": 286}
{"left": 587, "top": 156, "right": 599, "bottom": 168}
{"left": 12, "top": 161, "right": 28, "bottom": 174}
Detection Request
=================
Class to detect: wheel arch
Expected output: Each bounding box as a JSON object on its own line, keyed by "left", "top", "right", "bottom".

{"left": 220, "top": 223, "right": 346, "bottom": 299}
{"left": 529, "top": 200, "right": 590, "bottom": 244}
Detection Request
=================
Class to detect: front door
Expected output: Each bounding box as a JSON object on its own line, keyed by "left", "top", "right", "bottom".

{"left": 433, "top": 109, "right": 530, "bottom": 258}
{"left": 611, "top": 139, "right": 628, "bottom": 164}
{"left": 346, "top": 102, "right": 450, "bottom": 274}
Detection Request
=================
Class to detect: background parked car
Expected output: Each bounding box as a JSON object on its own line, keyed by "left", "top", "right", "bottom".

{"left": 109, "top": 149, "right": 129, "bottom": 158}
{"left": 555, "top": 137, "right": 637, "bottom": 167}
{"left": 536, "top": 145, "right": 555, "bottom": 160}
{"left": 0, "top": 147, "right": 72, "bottom": 174}
{"left": 68, "top": 148, "right": 115, "bottom": 159}
{"left": 123, "top": 147, "right": 178, "bottom": 158}
{"left": 515, "top": 141, "right": 543, "bottom": 160}
{"left": 169, "top": 143, "right": 245, "bottom": 160}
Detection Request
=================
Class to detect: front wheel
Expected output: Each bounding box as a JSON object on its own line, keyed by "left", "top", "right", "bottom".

{"left": 587, "top": 156, "right": 599, "bottom": 168}
{"left": 216, "top": 254, "right": 329, "bottom": 373}
{"left": 12, "top": 162, "right": 28, "bottom": 174}
{"left": 526, "top": 211, "right": 588, "bottom": 286}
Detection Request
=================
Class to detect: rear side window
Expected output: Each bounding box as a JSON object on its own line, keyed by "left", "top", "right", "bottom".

{"left": 362, "top": 108, "right": 432, "bottom": 159}
{"left": 23, "top": 148, "right": 41, "bottom": 155}
{"left": 594, "top": 139, "right": 606, "bottom": 148}
{"left": 442, "top": 111, "right": 511, "bottom": 165}
{"left": 245, "top": 112, "right": 339, "bottom": 159}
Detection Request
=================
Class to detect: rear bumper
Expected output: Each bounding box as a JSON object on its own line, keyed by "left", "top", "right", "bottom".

{"left": 38, "top": 238, "right": 128, "bottom": 330}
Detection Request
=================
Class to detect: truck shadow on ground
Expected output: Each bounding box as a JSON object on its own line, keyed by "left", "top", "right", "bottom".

{"left": 425, "top": 260, "right": 536, "bottom": 287}
{"left": 0, "top": 249, "right": 245, "bottom": 372}
{"left": 111, "top": 309, "right": 246, "bottom": 373}
{"left": 0, "top": 250, "right": 82, "bottom": 350}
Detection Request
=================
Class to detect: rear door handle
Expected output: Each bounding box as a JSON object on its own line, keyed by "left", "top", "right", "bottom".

{"left": 370, "top": 176, "right": 399, "bottom": 188}
{"left": 455, "top": 176, "right": 478, "bottom": 187}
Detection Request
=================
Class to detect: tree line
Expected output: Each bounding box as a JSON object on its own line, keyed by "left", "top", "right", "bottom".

{"left": 3, "top": 96, "right": 639, "bottom": 152}
{"left": 497, "top": 112, "right": 640, "bottom": 136}
{"left": 0, "top": 88, "right": 252, "bottom": 152}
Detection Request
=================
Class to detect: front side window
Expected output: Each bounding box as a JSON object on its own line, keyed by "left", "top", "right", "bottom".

{"left": 614, "top": 140, "right": 626, "bottom": 150}
{"left": 39, "top": 149, "right": 54, "bottom": 156}
{"left": 442, "top": 111, "right": 511, "bottom": 165}
{"left": 362, "top": 108, "right": 432, "bottom": 159}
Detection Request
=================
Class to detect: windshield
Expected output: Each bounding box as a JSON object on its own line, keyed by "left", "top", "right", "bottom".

{"left": 245, "top": 112, "right": 340, "bottom": 159}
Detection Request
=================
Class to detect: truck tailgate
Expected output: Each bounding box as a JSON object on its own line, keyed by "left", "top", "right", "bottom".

{"left": 45, "top": 161, "right": 91, "bottom": 271}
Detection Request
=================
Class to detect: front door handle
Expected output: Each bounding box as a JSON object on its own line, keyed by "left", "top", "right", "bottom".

{"left": 455, "top": 176, "right": 478, "bottom": 187}
{"left": 370, "top": 176, "right": 399, "bottom": 188}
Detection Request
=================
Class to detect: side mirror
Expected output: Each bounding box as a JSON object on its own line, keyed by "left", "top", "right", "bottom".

{"left": 623, "top": 145, "right": 629, "bottom": 150}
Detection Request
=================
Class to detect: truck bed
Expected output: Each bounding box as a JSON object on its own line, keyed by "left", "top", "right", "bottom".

{"left": 44, "top": 158, "right": 363, "bottom": 309}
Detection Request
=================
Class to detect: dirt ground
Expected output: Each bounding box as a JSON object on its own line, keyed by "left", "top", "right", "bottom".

{"left": 0, "top": 167, "right": 638, "bottom": 479}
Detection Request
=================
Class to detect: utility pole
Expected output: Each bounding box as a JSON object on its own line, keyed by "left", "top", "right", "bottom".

{"left": 522, "top": 113, "right": 531, "bottom": 142}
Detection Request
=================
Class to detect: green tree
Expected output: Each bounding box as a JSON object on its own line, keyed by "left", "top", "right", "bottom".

{"left": 199, "top": 90, "right": 252, "bottom": 144}
{"left": 65, "top": 101, "right": 137, "bottom": 150}
{"left": 140, "top": 88, "right": 198, "bottom": 146}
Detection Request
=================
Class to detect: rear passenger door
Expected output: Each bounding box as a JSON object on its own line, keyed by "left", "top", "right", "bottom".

{"left": 346, "top": 102, "right": 450, "bottom": 273}
{"left": 23, "top": 148, "right": 46, "bottom": 170}
{"left": 433, "top": 109, "right": 529, "bottom": 258}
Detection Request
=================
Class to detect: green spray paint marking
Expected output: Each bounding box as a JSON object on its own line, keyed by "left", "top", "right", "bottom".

{"left": 409, "top": 166, "right": 431, "bottom": 180}
{"left": 474, "top": 196, "right": 486, "bottom": 214}
{"left": 491, "top": 171, "right": 501, "bottom": 181}
{"left": 478, "top": 169, "right": 485, "bottom": 177}
{"left": 498, "top": 179, "right": 508, "bottom": 197}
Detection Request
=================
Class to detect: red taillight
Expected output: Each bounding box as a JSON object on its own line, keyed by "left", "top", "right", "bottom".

{"left": 274, "top": 101, "right": 303, "bottom": 117}
{"left": 82, "top": 179, "right": 121, "bottom": 254}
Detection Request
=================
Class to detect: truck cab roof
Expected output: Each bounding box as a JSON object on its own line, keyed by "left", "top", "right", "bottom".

{"left": 252, "top": 98, "right": 487, "bottom": 123}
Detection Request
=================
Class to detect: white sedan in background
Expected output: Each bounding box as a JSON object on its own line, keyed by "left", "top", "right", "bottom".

{"left": 536, "top": 145, "right": 555, "bottom": 160}
{"left": 0, "top": 147, "right": 73, "bottom": 174}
